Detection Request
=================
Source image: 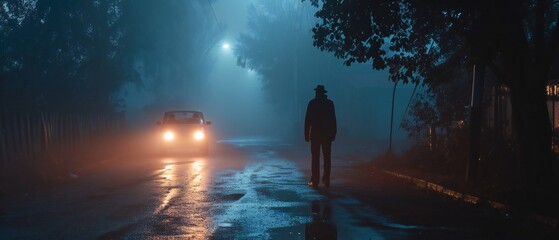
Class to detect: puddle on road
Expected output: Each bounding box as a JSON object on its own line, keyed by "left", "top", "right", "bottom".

{"left": 217, "top": 222, "right": 233, "bottom": 227}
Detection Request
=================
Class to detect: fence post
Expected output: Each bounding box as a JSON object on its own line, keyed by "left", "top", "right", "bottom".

{"left": 0, "top": 112, "right": 8, "bottom": 174}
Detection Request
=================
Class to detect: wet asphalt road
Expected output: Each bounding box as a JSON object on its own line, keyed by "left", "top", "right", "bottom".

{"left": 1, "top": 137, "right": 557, "bottom": 239}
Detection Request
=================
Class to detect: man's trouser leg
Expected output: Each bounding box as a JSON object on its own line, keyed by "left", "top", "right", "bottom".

{"left": 310, "top": 139, "right": 321, "bottom": 184}
{"left": 322, "top": 140, "right": 332, "bottom": 183}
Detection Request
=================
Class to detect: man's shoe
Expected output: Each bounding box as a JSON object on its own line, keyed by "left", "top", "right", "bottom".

{"left": 308, "top": 181, "right": 318, "bottom": 188}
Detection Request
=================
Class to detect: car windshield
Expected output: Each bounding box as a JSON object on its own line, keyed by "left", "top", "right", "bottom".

{"left": 163, "top": 111, "right": 203, "bottom": 124}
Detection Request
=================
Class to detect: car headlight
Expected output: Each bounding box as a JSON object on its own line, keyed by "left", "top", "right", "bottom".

{"left": 193, "top": 130, "right": 205, "bottom": 140}
{"left": 163, "top": 131, "right": 175, "bottom": 141}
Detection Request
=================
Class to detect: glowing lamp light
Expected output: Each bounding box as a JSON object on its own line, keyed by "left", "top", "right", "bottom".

{"left": 163, "top": 131, "right": 175, "bottom": 141}
{"left": 193, "top": 130, "right": 205, "bottom": 140}
{"left": 222, "top": 43, "right": 230, "bottom": 49}
{"left": 547, "top": 83, "right": 559, "bottom": 97}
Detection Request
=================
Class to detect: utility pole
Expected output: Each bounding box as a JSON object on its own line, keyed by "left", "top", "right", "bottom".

{"left": 466, "top": 5, "right": 489, "bottom": 183}
{"left": 388, "top": 80, "right": 398, "bottom": 154}
{"left": 467, "top": 64, "right": 485, "bottom": 183}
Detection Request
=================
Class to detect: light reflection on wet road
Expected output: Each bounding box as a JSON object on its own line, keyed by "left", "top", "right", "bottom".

{"left": 1, "top": 137, "right": 555, "bottom": 239}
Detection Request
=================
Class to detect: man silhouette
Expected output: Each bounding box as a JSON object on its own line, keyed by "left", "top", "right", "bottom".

{"left": 305, "top": 85, "right": 337, "bottom": 188}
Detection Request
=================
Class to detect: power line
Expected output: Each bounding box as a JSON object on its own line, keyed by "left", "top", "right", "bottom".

{"left": 206, "top": 0, "right": 223, "bottom": 32}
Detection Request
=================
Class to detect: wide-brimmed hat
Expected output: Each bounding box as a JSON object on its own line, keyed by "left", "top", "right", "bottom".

{"left": 314, "top": 85, "right": 327, "bottom": 93}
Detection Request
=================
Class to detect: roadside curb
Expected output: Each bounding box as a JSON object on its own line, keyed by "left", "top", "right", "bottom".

{"left": 377, "top": 168, "right": 559, "bottom": 229}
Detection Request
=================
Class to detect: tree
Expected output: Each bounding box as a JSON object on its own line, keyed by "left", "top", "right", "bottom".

{"left": 236, "top": 0, "right": 319, "bottom": 112}
{"left": 1, "top": 0, "right": 123, "bottom": 112}
{"left": 307, "top": 0, "right": 559, "bottom": 205}
{"left": 116, "top": 0, "right": 221, "bottom": 112}
{"left": 401, "top": 68, "right": 472, "bottom": 178}
{"left": 236, "top": 0, "right": 391, "bottom": 140}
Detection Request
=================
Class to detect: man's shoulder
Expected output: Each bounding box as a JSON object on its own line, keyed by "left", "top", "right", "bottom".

{"left": 324, "top": 98, "right": 334, "bottom": 105}
{"left": 309, "top": 97, "right": 333, "bottom": 104}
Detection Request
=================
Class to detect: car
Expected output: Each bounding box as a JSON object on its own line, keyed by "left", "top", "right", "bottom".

{"left": 156, "top": 110, "right": 211, "bottom": 155}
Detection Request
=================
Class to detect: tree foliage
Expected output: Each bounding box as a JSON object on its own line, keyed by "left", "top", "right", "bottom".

{"left": 236, "top": 0, "right": 318, "bottom": 111}
{"left": 1, "top": 0, "right": 122, "bottom": 112}
{"left": 117, "top": 0, "right": 221, "bottom": 111}
{"left": 402, "top": 72, "right": 471, "bottom": 141}
{"left": 401, "top": 70, "right": 472, "bottom": 175}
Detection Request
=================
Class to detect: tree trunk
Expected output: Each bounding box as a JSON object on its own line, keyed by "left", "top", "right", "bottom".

{"left": 500, "top": 2, "right": 557, "bottom": 210}
{"left": 509, "top": 69, "right": 555, "bottom": 208}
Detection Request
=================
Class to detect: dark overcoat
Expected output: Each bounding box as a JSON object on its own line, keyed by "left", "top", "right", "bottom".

{"left": 304, "top": 95, "right": 337, "bottom": 141}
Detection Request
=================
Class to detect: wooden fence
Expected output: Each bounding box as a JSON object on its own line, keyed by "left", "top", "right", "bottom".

{"left": 0, "top": 112, "right": 125, "bottom": 176}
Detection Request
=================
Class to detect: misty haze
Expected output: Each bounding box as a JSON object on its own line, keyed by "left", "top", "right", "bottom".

{"left": 1, "top": 0, "right": 558, "bottom": 239}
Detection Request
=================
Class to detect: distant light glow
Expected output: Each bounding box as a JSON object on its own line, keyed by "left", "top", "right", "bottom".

{"left": 547, "top": 83, "right": 559, "bottom": 96}
{"left": 222, "top": 43, "right": 230, "bottom": 49}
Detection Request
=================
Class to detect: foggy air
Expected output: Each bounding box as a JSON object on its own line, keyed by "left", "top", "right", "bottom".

{"left": 120, "top": 0, "right": 414, "bottom": 145}
{"left": 1, "top": 0, "right": 558, "bottom": 239}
